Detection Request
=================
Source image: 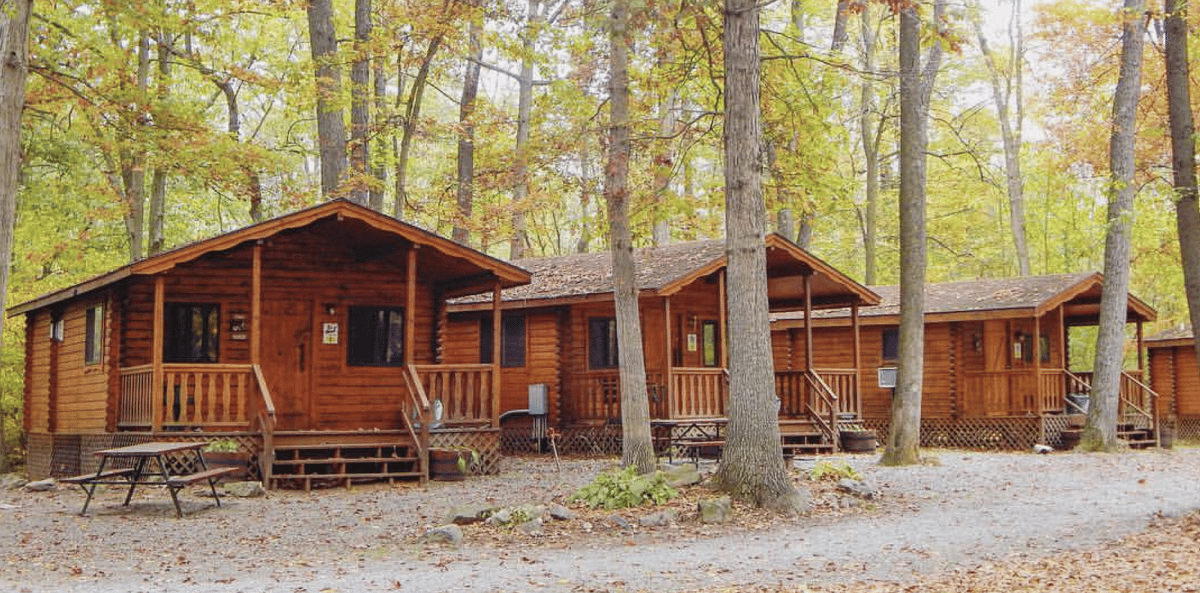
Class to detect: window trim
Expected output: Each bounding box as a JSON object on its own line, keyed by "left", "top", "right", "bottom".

{"left": 84, "top": 304, "right": 104, "bottom": 365}
{"left": 347, "top": 306, "right": 406, "bottom": 367}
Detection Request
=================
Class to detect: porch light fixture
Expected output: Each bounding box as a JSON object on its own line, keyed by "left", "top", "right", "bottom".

{"left": 324, "top": 303, "right": 337, "bottom": 315}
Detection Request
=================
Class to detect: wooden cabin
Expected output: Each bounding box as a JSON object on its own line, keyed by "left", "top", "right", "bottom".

{"left": 1146, "top": 326, "right": 1200, "bottom": 441}
{"left": 11, "top": 200, "right": 531, "bottom": 487}
{"left": 772, "top": 273, "right": 1161, "bottom": 450}
{"left": 441, "top": 234, "right": 880, "bottom": 455}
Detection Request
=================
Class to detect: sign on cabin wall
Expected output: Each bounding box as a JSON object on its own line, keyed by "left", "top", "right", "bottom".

{"left": 323, "top": 322, "right": 339, "bottom": 345}
{"left": 229, "top": 314, "right": 248, "bottom": 340}
{"left": 687, "top": 333, "right": 698, "bottom": 351}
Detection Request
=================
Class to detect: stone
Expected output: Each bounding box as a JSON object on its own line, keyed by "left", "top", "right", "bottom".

{"left": 661, "top": 465, "right": 702, "bottom": 488}
{"left": 601, "top": 514, "right": 632, "bottom": 530}
{"left": 836, "top": 478, "right": 879, "bottom": 500}
{"left": 698, "top": 496, "right": 732, "bottom": 524}
{"left": 23, "top": 478, "right": 55, "bottom": 492}
{"left": 547, "top": 504, "right": 575, "bottom": 521}
{"left": 517, "top": 517, "right": 544, "bottom": 535}
{"left": 639, "top": 509, "right": 678, "bottom": 527}
{"left": 484, "top": 508, "right": 512, "bottom": 526}
{"left": 447, "top": 504, "right": 494, "bottom": 525}
{"left": 419, "top": 524, "right": 463, "bottom": 546}
{"left": 223, "top": 481, "right": 266, "bottom": 498}
{"left": 0, "top": 473, "right": 27, "bottom": 490}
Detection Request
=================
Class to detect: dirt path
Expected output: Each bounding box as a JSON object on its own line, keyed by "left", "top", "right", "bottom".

{"left": 3, "top": 449, "right": 1198, "bottom": 592}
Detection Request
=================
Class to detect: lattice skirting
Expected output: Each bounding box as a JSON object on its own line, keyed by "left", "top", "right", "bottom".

{"left": 24, "top": 432, "right": 262, "bottom": 481}
{"left": 862, "top": 416, "right": 1066, "bottom": 451}
{"left": 431, "top": 428, "right": 501, "bottom": 475}
{"left": 1177, "top": 417, "right": 1200, "bottom": 441}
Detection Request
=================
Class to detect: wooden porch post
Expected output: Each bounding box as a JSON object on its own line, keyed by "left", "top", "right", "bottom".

{"left": 151, "top": 275, "right": 165, "bottom": 432}
{"left": 1033, "top": 314, "right": 1043, "bottom": 415}
{"left": 663, "top": 296, "right": 673, "bottom": 418}
{"left": 251, "top": 242, "right": 262, "bottom": 366}
{"left": 406, "top": 246, "right": 419, "bottom": 365}
{"left": 852, "top": 301, "right": 861, "bottom": 416}
{"left": 491, "top": 281, "right": 502, "bottom": 428}
{"left": 718, "top": 270, "right": 728, "bottom": 368}
{"left": 804, "top": 273, "right": 813, "bottom": 372}
{"left": 1136, "top": 320, "right": 1144, "bottom": 372}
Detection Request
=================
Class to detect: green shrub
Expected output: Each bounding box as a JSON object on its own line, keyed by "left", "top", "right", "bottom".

{"left": 807, "top": 461, "right": 860, "bottom": 482}
{"left": 567, "top": 465, "right": 679, "bottom": 510}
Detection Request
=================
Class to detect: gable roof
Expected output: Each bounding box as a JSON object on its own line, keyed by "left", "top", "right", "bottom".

{"left": 1146, "top": 325, "right": 1194, "bottom": 347}
{"left": 772, "top": 272, "right": 1157, "bottom": 327}
{"left": 9, "top": 200, "right": 531, "bottom": 317}
{"left": 448, "top": 233, "right": 879, "bottom": 311}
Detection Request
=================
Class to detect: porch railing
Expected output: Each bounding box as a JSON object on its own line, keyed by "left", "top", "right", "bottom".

{"left": 411, "top": 363, "right": 494, "bottom": 427}
{"left": 776, "top": 368, "right": 860, "bottom": 419}
{"left": 252, "top": 364, "right": 276, "bottom": 488}
{"left": 567, "top": 369, "right": 621, "bottom": 423}
{"left": 815, "top": 368, "right": 860, "bottom": 418}
{"left": 401, "top": 365, "right": 431, "bottom": 482}
{"left": 1066, "top": 370, "right": 1157, "bottom": 428}
{"left": 669, "top": 368, "right": 727, "bottom": 419}
{"left": 119, "top": 363, "right": 259, "bottom": 429}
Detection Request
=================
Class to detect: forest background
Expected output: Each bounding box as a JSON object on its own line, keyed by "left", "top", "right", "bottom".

{"left": 0, "top": 0, "right": 1189, "bottom": 464}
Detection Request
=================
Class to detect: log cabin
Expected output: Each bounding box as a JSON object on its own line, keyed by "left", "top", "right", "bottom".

{"left": 771, "top": 273, "right": 1162, "bottom": 450}
{"left": 11, "top": 200, "right": 531, "bottom": 488}
{"left": 1146, "top": 326, "right": 1200, "bottom": 442}
{"left": 441, "top": 234, "right": 881, "bottom": 456}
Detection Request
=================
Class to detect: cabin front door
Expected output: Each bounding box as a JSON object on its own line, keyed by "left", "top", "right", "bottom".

{"left": 262, "top": 299, "right": 313, "bottom": 430}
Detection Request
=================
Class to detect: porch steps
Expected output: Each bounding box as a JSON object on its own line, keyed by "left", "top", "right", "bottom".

{"left": 779, "top": 420, "right": 836, "bottom": 455}
{"left": 269, "top": 436, "right": 422, "bottom": 490}
{"left": 1058, "top": 424, "right": 1158, "bottom": 450}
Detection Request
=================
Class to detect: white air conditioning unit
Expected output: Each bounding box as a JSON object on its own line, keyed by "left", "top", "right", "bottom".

{"left": 877, "top": 367, "right": 898, "bottom": 389}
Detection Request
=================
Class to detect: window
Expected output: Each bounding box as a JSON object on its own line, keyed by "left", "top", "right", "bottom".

{"left": 84, "top": 304, "right": 104, "bottom": 365}
{"left": 1040, "top": 334, "right": 1051, "bottom": 364}
{"left": 50, "top": 313, "right": 64, "bottom": 342}
{"left": 702, "top": 320, "right": 719, "bottom": 367}
{"left": 347, "top": 306, "right": 404, "bottom": 366}
{"left": 881, "top": 327, "right": 899, "bottom": 361}
{"left": 480, "top": 314, "right": 527, "bottom": 367}
{"left": 588, "top": 317, "right": 618, "bottom": 369}
{"left": 164, "top": 303, "right": 220, "bottom": 363}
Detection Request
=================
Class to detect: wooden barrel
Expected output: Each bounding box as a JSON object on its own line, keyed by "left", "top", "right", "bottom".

{"left": 840, "top": 430, "right": 877, "bottom": 453}
{"left": 1059, "top": 429, "right": 1082, "bottom": 450}
{"left": 429, "top": 449, "right": 465, "bottom": 481}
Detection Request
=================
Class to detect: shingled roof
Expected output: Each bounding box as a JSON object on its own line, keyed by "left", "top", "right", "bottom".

{"left": 450, "top": 234, "right": 879, "bottom": 310}
{"left": 1146, "top": 325, "right": 1194, "bottom": 346}
{"left": 773, "top": 272, "right": 1156, "bottom": 326}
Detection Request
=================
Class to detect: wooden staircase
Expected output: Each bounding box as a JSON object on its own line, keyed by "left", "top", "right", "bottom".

{"left": 779, "top": 419, "right": 836, "bottom": 455}
{"left": 268, "top": 431, "right": 423, "bottom": 490}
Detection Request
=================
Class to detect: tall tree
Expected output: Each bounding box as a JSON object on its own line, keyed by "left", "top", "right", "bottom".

{"left": 1083, "top": 0, "right": 1146, "bottom": 451}
{"left": 972, "top": 0, "right": 1030, "bottom": 276}
{"left": 882, "top": 0, "right": 943, "bottom": 466}
{"left": 348, "top": 0, "right": 372, "bottom": 206}
{"left": 1164, "top": 0, "right": 1200, "bottom": 412}
{"left": 395, "top": 35, "right": 441, "bottom": 219}
{"left": 710, "top": 0, "right": 806, "bottom": 514}
{"left": 307, "top": 0, "right": 347, "bottom": 198}
{"left": 454, "top": 6, "right": 484, "bottom": 245}
{"left": 510, "top": 0, "right": 540, "bottom": 259}
{"left": 0, "top": 0, "right": 32, "bottom": 473}
{"left": 607, "top": 0, "right": 655, "bottom": 474}
{"left": 859, "top": 2, "right": 881, "bottom": 285}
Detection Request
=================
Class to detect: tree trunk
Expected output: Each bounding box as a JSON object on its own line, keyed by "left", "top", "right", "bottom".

{"left": 860, "top": 3, "right": 879, "bottom": 285}
{"left": 972, "top": 0, "right": 1029, "bottom": 276}
{"left": 605, "top": 0, "right": 655, "bottom": 474}
{"left": 576, "top": 134, "right": 593, "bottom": 254}
{"left": 348, "top": 0, "right": 372, "bottom": 206}
{"left": 710, "top": 0, "right": 805, "bottom": 514}
{"left": 147, "top": 32, "right": 170, "bottom": 256}
{"left": 117, "top": 31, "right": 152, "bottom": 262}
{"left": 510, "top": 0, "right": 539, "bottom": 260}
{"left": 1165, "top": 0, "right": 1200, "bottom": 418}
{"left": 882, "top": 0, "right": 943, "bottom": 466}
{"left": 651, "top": 91, "right": 678, "bottom": 246}
{"left": 395, "top": 37, "right": 441, "bottom": 219}
{"left": 454, "top": 11, "right": 484, "bottom": 245}
{"left": 307, "top": 0, "right": 347, "bottom": 199}
{"left": 831, "top": 0, "right": 852, "bottom": 52}
{"left": 0, "top": 0, "right": 33, "bottom": 475}
{"left": 1083, "top": 0, "right": 1145, "bottom": 452}
{"left": 370, "top": 48, "right": 388, "bottom": 212}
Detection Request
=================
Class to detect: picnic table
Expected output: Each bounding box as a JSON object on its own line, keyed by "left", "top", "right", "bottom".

{"left": 652, "top": 419, "right": 727, "bottom": 466}
{"left": 60, "top": 441, "right": 238, "bottom": 518}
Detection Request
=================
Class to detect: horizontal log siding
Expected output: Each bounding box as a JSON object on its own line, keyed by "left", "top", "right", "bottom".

{"left": 1150, "top": 344, "right": 1200, "bottom": 418}
{"left": 846, "top": 325, "right": 954, "bottom": 420}
{"left": 54, "top": 298, "right": 110, "bottom": 431}
{"left": 27, "top": 311, "right": 51, "bottom": 433}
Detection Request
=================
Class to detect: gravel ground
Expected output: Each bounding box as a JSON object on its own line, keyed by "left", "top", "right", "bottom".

{"left": 2, "top": 448, "right": 1198, "bottom": 593}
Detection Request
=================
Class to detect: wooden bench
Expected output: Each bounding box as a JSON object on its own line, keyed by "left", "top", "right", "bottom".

{"left": 677, "top": 439, "right": 725, "bottom": 466}
{"left": 59, "top": 467, "right": 137, "bottom": 485}
{"left": 164, "top": 466, "right": 239, "bottom": 518}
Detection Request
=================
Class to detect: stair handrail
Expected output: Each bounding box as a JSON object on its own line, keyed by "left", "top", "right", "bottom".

{"left": 251, "top": 364, "right": 276, "bottom": 488}
{"left": 402, "top": 364, "right": 432, "bottom": 481}
{"left": 1062, "top": 369, "right": 1092, "bottom": 414}
{"left": 803, "top": 370, "right": 840, "bottom": 450}
{"left": 1118, "top": 371, "right": 1158, "bottom": 433}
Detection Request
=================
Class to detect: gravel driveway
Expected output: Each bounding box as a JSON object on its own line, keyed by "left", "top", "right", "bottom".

{"left": 2, "top": 448, "right": 1198, "bottom": 592}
